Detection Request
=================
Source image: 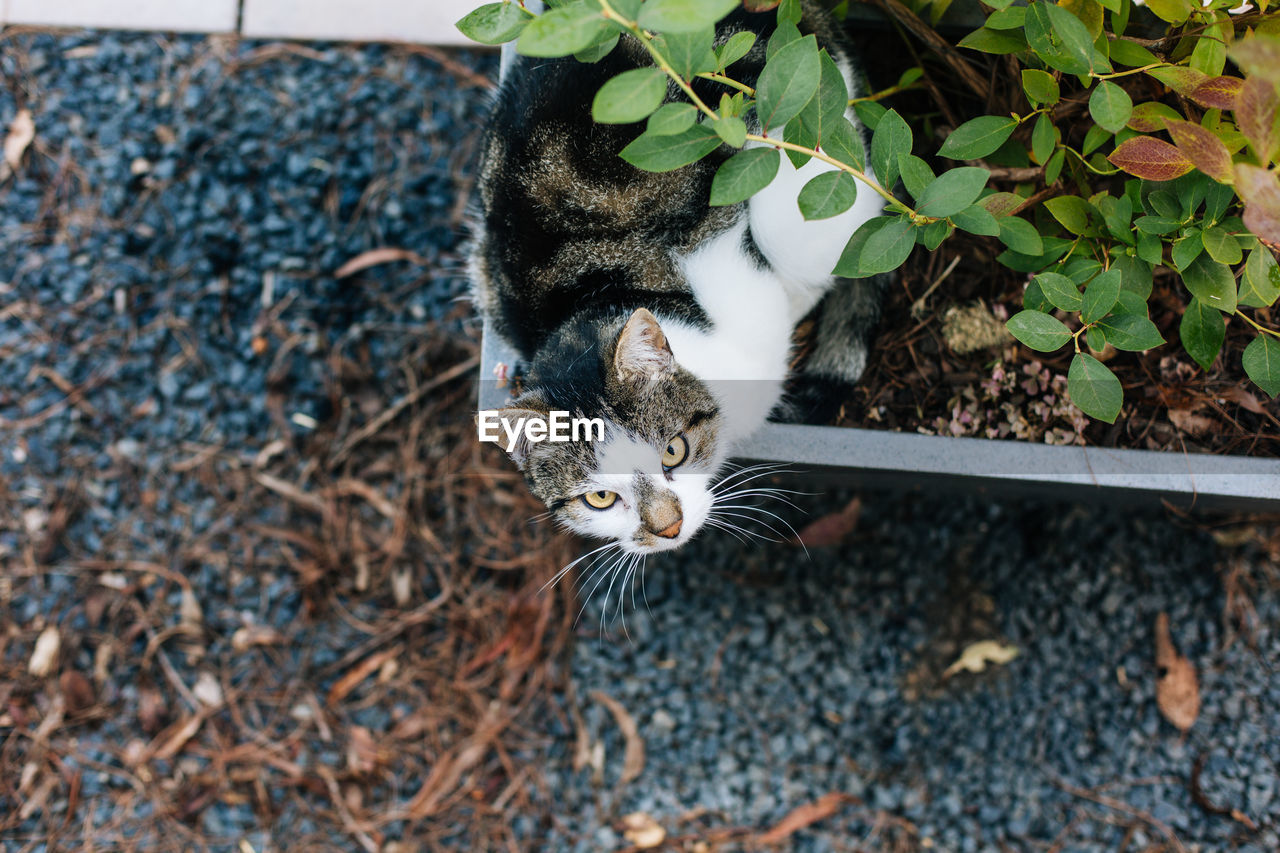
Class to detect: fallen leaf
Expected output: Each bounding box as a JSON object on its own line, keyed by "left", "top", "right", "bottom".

{"left": 620, "top": 812, "right": 666, "bottom": 849}
{"left": 28, "top": 626, "right": 60, "bottom": 677}
{"left": 756, "top": 792, "right": 859, "bottom": 845}
{"left": 193, "top": 671, "right": 224, "bottom": 708}
{"left": 942, "top": 640, "right": 1020, "bottom": 678}
{"left": 797, "top": 497, "right": 862, "bottom": 547}
{"left": 59, "top": 670, "right": 95, "bottom": 713}
{"left": 1219, "top": 386, "right": 1266, "bottom": 415}
{"left": 1210, "top": 525, "right": 1260, "bottom": 548}
{"left": 150, "top": 714, "right": 204, "bottom": 761}
{"left": 2, "top": 109, "right": 35, "bottom": 178}
{"left": 346, "top": 725, "right": 380, "bottom": 776}
{"left": 230, "top": 624, "right": 283, "bottom": 651}
{"left": 1168, "top": 409, "right": 1216, "bottom": 436}
{"left": 1155, "top": 612, "right": 1200, "bottom": 732}
{"left": 590, "top": 690, "right": 644, "bottom": 786}
{"left": 333, "top": 247, "right": 427, "bottom": 279}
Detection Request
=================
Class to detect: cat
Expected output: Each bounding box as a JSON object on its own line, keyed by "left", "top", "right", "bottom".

{"left": 469, "top": 0, "right": 884, "bottom": 556}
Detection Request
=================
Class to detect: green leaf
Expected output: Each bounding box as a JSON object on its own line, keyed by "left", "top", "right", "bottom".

{"left": 619, "top": 124, "right": 722, "bottom": 172}
{"left": 1035, "top": 271, "right": 1083, "bottom": 311}
{"left": 916, "top": 167, "right": 991, "bottom": 218}
{"left": 457, "top": 2, "right": 531, "bottom": 44}
{"left": 1126, "top": 101, "right": 1181, "bottom": 133}
{"left": 1134, "top": 215, "right": 1181, "bottom": 235}
{"left": 1240, "top": 247, "right": 1280, "bottom": 308}
{"left": 646, "top": 102, "right": 697, "bottom": 136}
{"left": 898, "top": 154, "right": 936, "bottom": 201}
{"left": 1082, "top": 268, "right": 1122, "bottom": 322}
{"left": 574, "top": 32, "right": 620, "bottom": 63}
{"left": 797, "top": 170, "right": 858, "bottom": 220}
{"left": 709, "top": 147, "right": 780, "bottom": 206}
{"left": 1045, "top": 196, "right": 1094, "bottom": 235}
{"left": 516, "top": 2, "right": 608, "bottom": 57}
{"left": 1143, "top": 0, "right": 1192, "bottom": 24}
{"left": 790, "top": 49, "right": 850, "bottom": 166}
{"left": 713, "top": 115, "right": 748, "bottom": 147}
{"left": 1024, "top": 278, "right": 1052, "bottom": 312}
{"left": 920, "top": 219, "right": 953, "bottom": 251}
{"left": 1201, "top": 225, "right": 1243, "bottom": 266}
{"left": 986, "top": 6, "right": 1027, "bottom": 29}
{"left": 658, "top": 27, "right": 717, "bottom": 78}
{"left": 1243, "top": 334, "right": 1280, "bottom": 397}
{"left": 1088, "top": 81, "right": 1133, "bottom": 134}
{"left": 870, "top": 109, "right": 912, "bottom": 190}
{"left": 1021, "top": 69, "right": 1060, "bottom": 106}
{"left": 834, "top": 216, "right": 893, "bottom": 277}
{"left": 1031, "top": 112, "right": 1056, "bottom": 164}
{"left": 1082, "top": 124, "right": 1112, "bottom": 157}
{"left": 1045, "top": 148, "right": 1066, "bottom": 184}
{"left": 821, "top": 118, "right": 866, "bottom": 171}
{"left": 592, "top": 68, "right": 667, "bottom": 124}
{"left": 755, "top": 35, "right": 821, "bottom": 130}
{"left": 1182, "top": 254, "right": 1237, "bottom": 313}
{"left": 998, "top": 216, "right": 1044, "bottom": 255}
{"left": 1136, "top": 230, "right": 1163, "bottom": 265}
{"left": 716, "top": 30, "right": 756, "bottom": 70}
{"left": 766, "top": 19, "right": 802, "bottom": 58}
{"left": 952, "top": 204, "right": 1001, "bottom": 236}
{"left": 1170, "top": 230, "right": 1203, "bottom": 272}
{"left": 1180, "top": 297, "right": 1225, "bottom": 370}
{"left": 938, "top": 115, "right": 1018, "bottom": 160}
{"left": 1109, "top": 39, "right": 1158, "bottom": 67}
{"left": 859, "top": 217, "right": 917, "bottom": 275}
{"left": 1068, "top": 353, "right": 1123, "bottom": 422}
{"left": 637, "top": 0, "right": 739, "bottom": 33}
{"left": 1025, "top": 0, "right": 1100, "bottom": 75}
{"left": 1096, "top": 313, "right": 1165, "bottom": 351}
{"left": 1113, "top": 253, "right": 1153, "bottom": 298}
{"left": 1006, "top": 309, "right": 1073, "bottom": 351}
{"left": 957, "top": 27, "right": 1029, "bottom": 55}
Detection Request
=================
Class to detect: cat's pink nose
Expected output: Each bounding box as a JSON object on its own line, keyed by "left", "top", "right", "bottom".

{"left": 656, "top": 519, "right": 683, "bottom": 539}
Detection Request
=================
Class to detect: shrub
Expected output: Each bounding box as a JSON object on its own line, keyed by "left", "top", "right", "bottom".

{"left": 458, "top": 0, "right": 1280, "bottom": 424}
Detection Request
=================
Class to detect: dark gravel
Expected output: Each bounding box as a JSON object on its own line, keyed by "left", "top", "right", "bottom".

{"left": 2, "top": 29, "right": 1278, "bottom": 853}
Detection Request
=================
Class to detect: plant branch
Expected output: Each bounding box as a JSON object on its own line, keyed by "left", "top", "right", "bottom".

{"left": 695, "top": 72, "right": 754, "bottom": 95}
{"left": 1233, "top": 309, "right": 1280, "bottom": 339}
{"left": 743, "top": 133, "right": 915, "bottom": 215}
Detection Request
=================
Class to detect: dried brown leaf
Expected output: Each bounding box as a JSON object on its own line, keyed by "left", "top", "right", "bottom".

{"left": 942, "top": 640, "right": 1020, "bottom": 678}
{"left": 334, "top": 248, "right": 428, "bottom": 279}
{"left": 2, "top": 109, "right": 35, "bottom": 176}
{"left": 1219, "top": 385, "right": 1267, "bottom": 415}
{"left": 590, "top": 690, "right": 645, "bottom": 786}
{"left": 150, "top": 713, "right": 204, "bottom": 761}
{"left": 797, "top": 497, "right": 862, "bottom": 547}
{"left": 1167, "top": 409, "right": 1216, "bottom": 436}
{"left": 28, "top": 626, "right": 60, "bottom": 677}
{"left": 1155, "top": 612, "right": 1200, "bottom": 732}
{"left": 59, "top": 670, "right": 95, "bottom": 713}
{"left": 756, "top": 792, "right": 859, "bottom": 845}
{"left": 620, "top": 812, "right": 666, "bottom": 849}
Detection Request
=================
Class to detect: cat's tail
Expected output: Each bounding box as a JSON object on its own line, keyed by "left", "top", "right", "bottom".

{"left": 771, "top": 274, "right": 888, "bottom": 425}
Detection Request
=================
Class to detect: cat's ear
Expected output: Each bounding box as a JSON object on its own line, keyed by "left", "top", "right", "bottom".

{"left": 613, "top": 308, "right": 675, "bottom": 385}
{"left": 495, "top": 398, "right": 549, "bottom": 471}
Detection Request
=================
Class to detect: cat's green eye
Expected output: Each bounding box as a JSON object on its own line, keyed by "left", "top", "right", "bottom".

{"left": 661, "top": 434, "right": 688, "bottom": 470}
{"left": 582, "top": 490, "right": 618, "bottom": 510}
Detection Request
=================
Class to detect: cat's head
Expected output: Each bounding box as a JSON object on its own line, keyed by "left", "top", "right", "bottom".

{"left": 496, "top": 308, "right": 726, "bottom": 553}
